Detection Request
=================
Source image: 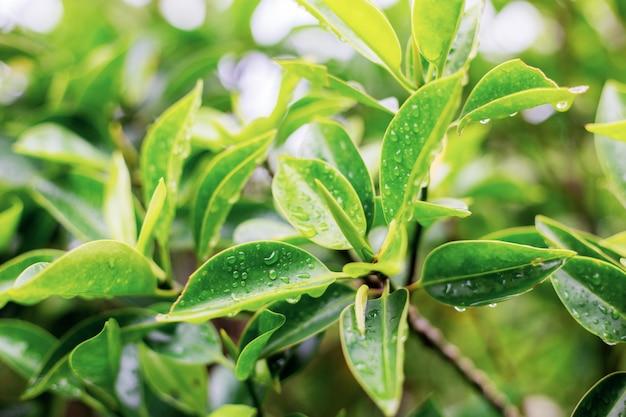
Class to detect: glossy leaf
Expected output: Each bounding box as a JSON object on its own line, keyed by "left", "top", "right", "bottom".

{"left": 591, "top": 80, "right": 626, "bottom": 206}
{"left": 421, "top": 240, "right": 575, "bottom": 307}
{"left": 140, "top": 81, "right": 202, "bottom": 245}
{"left": 0, "top": 195, "right": 23, "bottom": 251}
{"left": 0, "top": 320, "right": 56, "bottom": 380}
{"left": 294, "top": 0, "right": 407, "bottom": 88}
{"left": 136, "top": 178, "right": 166, "bottom": 256}
{"left": 444, "top": 0, "right": 484, "bottom": 76}
{"left": 69, "top": 319, "right": 122, "bottom": 393}
{"left": 9, "top": 240, "right": 156, "bottom": 305}
{"left": 105, "top": 151, "right": 136, "bottom": 246}
{"left": 458, "top": 59, "right": 588, "bottom": 133}
{"left": 380, "top": 72, "right": 463, "bottom": 223}
{"left": 551, "top": 256, "right": 626, "bottom": 344}
{"left": 299, "top": 119, "right": 375, "bottom": 230}
{"left": 600, "top": 232, "right": 626, "bottom": 257}
{"left": 409, "top": 198, "right": 471, "bottom": 225}
{"left": 194, "top": 131, "right": 274, "bottom": 260}
{"left": 481, "top": 226, "right": 548, "bottom": 248}
{"left": 236, "top": 309, "right": 285, "bottom": 380}
{"left": 159, "top": 241, "right": 344, "bottom": 323}
{"left": 262, "top": 283, "right": 355, "bottom": 356}
{"left": 31, "top": 173, "right": 108, "bottom": 241}
{"left": 13, "top": 123, "right": 109, "bottom": 170}
{"left": 208, "top": 404, "right": 257, "bottom": 417}
{"left": 572, "top": 372, "right": 626, "bottom": 417}
{"left": 412, "top": 0, "right": 465, "bottom": 73}
{"left": 144, "top": 321, "right": 224, "bottom": 365}
{"left": 340, "top": 288, "right": 409, "bottom": 417}
{"left": 536, "top": 215, "right": 622, "bottom": 268}
{"left": 233, "top": 218, "right": 301, "bottom": 244}
{"left": 586, "top": 120, "right": 626, "bottom": 143}
{"left": 139, "top": 343, "right": 208, "bottom": 415}
{"left": 273, "top": 156, "right": 366, "bottom": 250}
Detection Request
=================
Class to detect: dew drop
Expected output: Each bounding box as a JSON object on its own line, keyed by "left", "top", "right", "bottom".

{"left": 292, "top": 211, "right": 310, "bottom": 221}
{"left": 488, "top": 303, "right": 498, "bottom": 308}
{"left": 264, "top": 251, "right": 279, "bottom": 266}
{"left": 611, "top": 310, "right": 620, "bottom": 320}
{"left": 454, "top": 306, "right": 467, "bottom": 312}
{"left": 280, "top": 276, "right": 290, "bottom": 284}
{"left": 241, "top": 272, "right": 248, "bottom": 280}
{"left": 232, "top": 270, "right": 239, "bottom": 279}
{"left": 393, "top": 149, "right": 403, "bottom": 163}
{"left": 598, "top": 304, "right": 608, "bottom": 315}
{"left": 602, "top": 338, "right": 617, "bottom": 346}
{"left": 555, "top": 101, "right": 569, "bottom": 110}
{"left": 479, "top": 118, "right": 491, "bottom": 124}
{"left": 237, "top": 251, "right": 246, "bottom": 261}
{"left": 286, "top": 296, "right": 300, "bottom": 304}
{"left": 297, "top": 273, "right": 310, "bottom": 279}
{"left": 509, "top": 112, "right": 518, "bottom": 117}
{"left": 443, "top": 283, "right": 453, "bottom": 295}
{"left": 590, "top": 273, "right": 601, "bottom": 286}
{"left": 367, "top": 309, "right": 379, "bottom": 319}
{"left": 268, "top": 269, "right": 277, "bottom": 280}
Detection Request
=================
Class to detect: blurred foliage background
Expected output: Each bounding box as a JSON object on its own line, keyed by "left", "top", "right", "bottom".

{"left": 0, "top": 0, "right": 625, "bottom": 416}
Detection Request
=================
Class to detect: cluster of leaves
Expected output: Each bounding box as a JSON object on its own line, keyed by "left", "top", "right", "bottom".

{"left": 1, "top": 0, "right": 625, "bottom": 416}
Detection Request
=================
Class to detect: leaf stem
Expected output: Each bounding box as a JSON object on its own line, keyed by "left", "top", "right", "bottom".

{"left": 245, "top": 379, "right": 265, "bottom": 417}
{"left": 406, "top": 186, "right": 428, "bottom": 286}
{"left": 407, "top": 305, "right": 522, "bottom": 417}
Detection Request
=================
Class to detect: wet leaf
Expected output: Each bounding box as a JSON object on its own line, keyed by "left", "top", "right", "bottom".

{"left": 104, "top": 151, "right": 136, "bottom": 246}
{"left": 572, "top": 372, "right": 626, "bottom": 417}
{"left": 340, "top": 288, "right": 409, "bottom": 417}
{"left": 262, "top": 283, "right": 355, "bottom": 357}
{"left": 0, "top": 319, "right": 56, "bottom": 380}
{"left": 0, "top": 195, "right": 23, "bottom": 251}
{"left": 158, "top": 241, "right": 344, "bottom": 323}
{"left": 299, "top": 119, "right": 375, "bottom": 230}
{"left": 409, "top": 198, "right": 471, "bottom": 225}
{"left": 14, "top": 123, "right": 109, "bottom": 170}
{"left": 481, "top": 226, "right": 548, "bottom": 248}
{"left": 444, "top": 0, "right": 484, "bottom": 76}
{"left": 458, "top": 59, "right": 588, "bottom": 133}
{"left": 8, "top": 240, "right": 157, "bottom": 305}
{"left": 421, "top": 240, "right": 575, "bottom": 307}
{"left": 412, "top": 0, "right": 465, "bottom": 73}
{"left": 144, "top": 321, "right": 224, "bottom": 365}
{"left": 233, "top": 218, "right": 301, "bottom": 245}
{"left": 236, "top": 309, "right": 285, "bottom": 380}
{"left": 140, "top": 81, "right": 202, "bottom": 245}
{"left": 295, "top": 0, "right": 407, "bottom": 87}
{"left": 31, "top": 172, "right": 108, "bottom": 241}
{"left": 136, "top": 178, "right": 166, "bottom": 256}
{"left": 590, "top": 80, "right": 626, "bottom": 206}
{"left": 194, "top": 131, "right": 273, "bottom": 260}
{"left": 380, "top": 73, "right": 463, "bottom": 223}
{"left": 273, "top": 156, "right": 366, "bottom": 250}
{"left": 551, "top": 256, "right": 626, "bottom": 344}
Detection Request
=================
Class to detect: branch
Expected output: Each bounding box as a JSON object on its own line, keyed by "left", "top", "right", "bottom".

{"left": 407, "top": 305, "right": 522, "bottom": 417}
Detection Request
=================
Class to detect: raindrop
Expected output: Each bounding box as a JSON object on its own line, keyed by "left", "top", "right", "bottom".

{"left": 367, "top": 309, "right": 379, "bottom": 319}
{"left": 292, "top": 211, "right": 310, "bottom": 221}
{"left": 443, "top": 283, "right": 453, "bottom": 295}
{"left": 394, "top": 149, "right": 403, "bottom": 163}
{"left": 230, "top": 293, "right": 241, "bottom": 302}
{"left": 232, "top": 270, "right": 239, "bottom": 279}
{"left": 241, "top": 272, "right": 248, "bottom": 280}
{"left": 454, "top": 306, "right": 467, "bottom": 312}
{"left": 268, "top": 269, "right": 277, "bottom": 280}
{"left": 509, "top": 112, "right": 518, "bottom": 117}
{"left": 237, "top": 251, "right": 246, "bottom": 261}
{"left": 555, "top": 101, "right": 569, "bottom": 110}
{"left": 479, "top": 118, "right": 491, "bottom": 124}
{"left": 611, "top": 310, "right": 620, "bottom": 320}
{"left": 286, "top": 296, "right": 300, "bottom": 304}
{"left": 296, "top": 273, "right": 310, "bottom": 279}
{"left": 590, "top": 273, "right": 601, "bottom": 286}
{"left": 602, "top": 338, "right": 617, "bottom": 346}
{"left": 598, "top": 304, "right": 608, "bottom": 315}
{"left": 264, "top": 251, "right": 279, "bottom": 266}
{"left": 280, "top": 276, "right": 290, "bottom": 284}
{"left": 488, "top": 303, "right": 498, "bottom": 308}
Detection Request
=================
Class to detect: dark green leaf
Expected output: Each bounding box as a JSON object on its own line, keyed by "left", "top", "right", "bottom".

{"left": 409, "top": 198, "right": 471, "bottom": 225}
{"left": 458, "top": 59, "right": 587, "bottom": 133}
{"left": 551, "top": 256, "right": 626, "bottom": 344}
{"left": 340, "top": 288, "right": 409, "bottom": 417}
{"left": 236, "top": 309, "right": 285, "bottom": 380}
{"left": 421, "top": 240, "right": 575, "bottom": 308}
{"left": 572, "top": 372, "right": 626, "bottom": 417}
{"left": 406, "top": 395, "right": 447, "bottom": 417}
{"left": 262, "top": 283, "right": 355, "bottom": 357}
{"left": 159, "top": 241, "right": 344, "bottom": 323}
{"left": 144, "top": 322, "right": 224, "bottom": 365}
{"left": 0, "top": 319, "right": 56, "bottom": 380}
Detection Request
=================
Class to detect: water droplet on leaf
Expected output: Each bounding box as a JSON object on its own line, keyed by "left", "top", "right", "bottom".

{"left": 479, "top": 118, "right": 491, "bottom": 124}
{"left": 268, "top": 269, "right": 277, "bottom": 280}
{"left": 264, "top": 251, "right": 279, "bottom": 265}
{"left": 454, "top": 306, "right": 467, "bottom": 312}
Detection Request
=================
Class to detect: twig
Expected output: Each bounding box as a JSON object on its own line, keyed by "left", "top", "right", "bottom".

{"left": 407, "top": 304, "right": 522, "bottom": 417}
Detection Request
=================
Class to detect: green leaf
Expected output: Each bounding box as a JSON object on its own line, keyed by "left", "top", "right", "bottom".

{"left": 140, "top": 81, "right": 202, "bottom": 246}
{"left": 208, "top": 404, "right": 257, "bottom": 417}
{"left": 0, "top": 136, "right": 37, "bottom": 190}
{"left": 340, "top": 288, "right": 409, "bottom": 417}
{"left": 536, "top": 215, "right": 623, "bottom": 269}
{"left": 9, "top": 240, "right": 156, "bottom": 305}
{"left": 31, "top": 173, "right": 108, "bottom": 241}
{"left": 586, "top": 120, "right": 626, "bottom": 143}
{"left": 551, "top": 256, "right": 626, "bottom": 344}
{"left": 193, "top": 131, "right": 274, "bottom": 260}
{"left": 572, "top": 372, "right": 626, "bottom": 417}
{"left": 105, "top": 151, "right": 137, "bottom": 246}
{"left": 600, "top": 232, "right": 626, "bottom": 257}
{"left": 406, "top": 395, "right": 447, "bottom": 417}
{"left": 412, "top": 0, "right": 465, "bottom": 73}
{"left": 420, "top": 240, "right": 575, "bottom": 308}
{"left": 294, "top": 0, "right": 408, "bottom": 89}
{"left": 236, "top": 309, "right": 285, "bottom": 380}
{"left": 0, "top": 195, "right": 23, "bottom": 251}
{"left": 144, "top": 322, "right": 224, "bottom": 365}
{"left": 136, "top": 178, "right": 166, "bottom": 256}
{"left": 69, "top": 319, "right": 122, "bottom": 393}
{"left": 159, "top": 241, "right": 343, "bottom": 323}
{"left": 481, "top": 226, "right": 548, "bottom": 248}
{"left": 590, "top": 80, "right": 626, "bottom": 206}
{"left": 14, "top": 123, "right": 109, "bottom": 170}
{"left": 139, "top": 343, "right": 208, "bottom": 415}
{"left": 380, "top": 72, "right": 463, "bottom": 223}
{"left": 409, "top": 198, "right": 471, "bottom": 225}
{"left": 272, "top": 156, "right": 366, "bottom": 250}
{"left": 444, "top": 0, "right": 484, "bottom": 76}
{"left": 0, "top": 319, "right": 57, "bottom": 380}
{"left": 458, "top": 59, "right": 588, "bottom": 133}
{"left": 299, "top": 119, "right": 376, "bottom": 230}
{"left": 233, "top": 218, "right": 301, "bottom": 245}
{"left": 262, "top": 283, "right": 355, "bottom": 357}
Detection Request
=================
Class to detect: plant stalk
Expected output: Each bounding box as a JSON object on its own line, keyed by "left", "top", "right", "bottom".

{"left": 407, "top": 305, "right": 522, "bottom": 417}
{"left": 245, "top": 379, "right": 264, "bottom": 417}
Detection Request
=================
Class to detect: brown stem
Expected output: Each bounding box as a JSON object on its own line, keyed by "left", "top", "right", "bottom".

{"left": 407, "top": 305, "right": 523, "bottom": 417}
